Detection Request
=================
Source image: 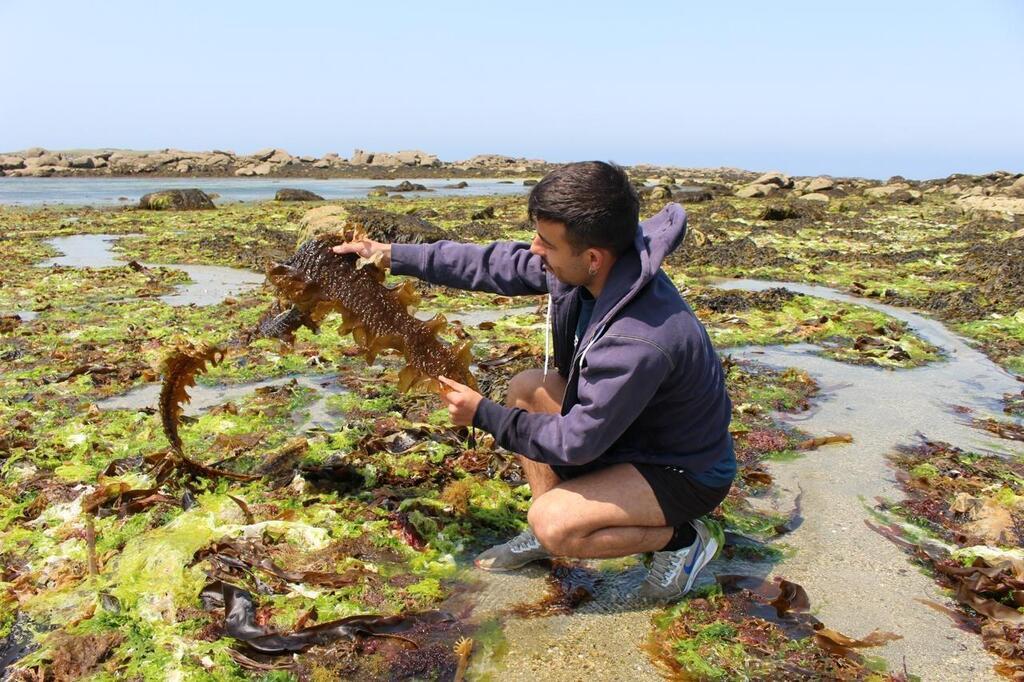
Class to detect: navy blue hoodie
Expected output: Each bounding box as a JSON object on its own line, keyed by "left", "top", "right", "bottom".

{"left": 391, "top": 203, "right": 733, "bottom": 477}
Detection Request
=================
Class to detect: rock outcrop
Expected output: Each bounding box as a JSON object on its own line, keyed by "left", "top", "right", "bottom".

{"left": 138, "top": 189, "right": 216, "bottom": 210}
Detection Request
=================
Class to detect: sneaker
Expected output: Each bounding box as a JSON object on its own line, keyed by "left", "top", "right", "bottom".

{"left": 637, "top": 518, "right": 719, "bottom": 601}
{"left": 474, "top": 528, "right": 550, "bottom": 571}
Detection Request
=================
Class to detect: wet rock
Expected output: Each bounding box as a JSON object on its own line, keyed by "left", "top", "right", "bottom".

{"left": 471, "top": 206, "right": 495, "bottom": 220}
{"left": 445, "top": 181, "right": 469, "bottom": 189}
{"left": 372, "top": 180, "right": 429, "bottom": 193}
{"left": 275, "top": 188, "right": 324, "bottom": 202}
{"left": 138, "top": 188, "right": 216, "bottom": 210}
{"left": 523, "top": 179, "right": 538, "bottom": 186}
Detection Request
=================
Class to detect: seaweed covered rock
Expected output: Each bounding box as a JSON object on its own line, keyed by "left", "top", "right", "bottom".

{"left": 298, "top": 205, "right": 446, "bottom": 246}
{"left": 138, "top": 188, "right": 215, "bottom": 210}
{"left": 275, "top": 188, "right": 324, "bottom": 202}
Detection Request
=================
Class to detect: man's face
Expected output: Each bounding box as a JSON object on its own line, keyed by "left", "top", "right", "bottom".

{"left": 530, "top": 218, "right": 593, "bottom": 286}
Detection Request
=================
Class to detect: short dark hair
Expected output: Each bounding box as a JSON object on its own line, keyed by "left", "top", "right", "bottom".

{"left": 528, "top": 161, "right": 640, "bottom": 254}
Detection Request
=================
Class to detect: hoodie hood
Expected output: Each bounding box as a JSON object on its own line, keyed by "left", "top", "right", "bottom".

{"left": 578, "top": 202, "right": 688, "bottom": 343}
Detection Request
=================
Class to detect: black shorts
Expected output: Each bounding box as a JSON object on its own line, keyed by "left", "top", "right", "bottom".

{"left": 554, "top": 461, "right": 732, "bottom": 527}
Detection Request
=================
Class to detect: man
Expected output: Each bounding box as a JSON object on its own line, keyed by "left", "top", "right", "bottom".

{"left": 334, "top": 161, "right": 735, "bottom": 600}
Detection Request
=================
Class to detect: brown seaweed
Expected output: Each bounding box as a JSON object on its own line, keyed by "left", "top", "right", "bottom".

{"left": 208, "top": 581, "right": 452, "bottom": 655}
{"left": 158, "top": 338, "right": 225, "bottom": 453}
{"left": 264, "top": 231, "right": 476, "bottom": 394}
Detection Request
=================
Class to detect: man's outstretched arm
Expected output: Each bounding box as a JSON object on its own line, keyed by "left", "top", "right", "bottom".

{"left": 334, "top": 238, "right": 548, "bottom": 296}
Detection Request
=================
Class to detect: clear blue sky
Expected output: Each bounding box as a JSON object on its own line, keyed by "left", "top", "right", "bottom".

{"left": 1, "top": 1, "right": 1021, "bottom": 179}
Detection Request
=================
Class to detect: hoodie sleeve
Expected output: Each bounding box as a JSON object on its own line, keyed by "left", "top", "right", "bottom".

{"left": 390, "top": 240, "right": 548, "bottom": 295}
{"left": 472, "top": 333, "right": 673, "bottom": 466}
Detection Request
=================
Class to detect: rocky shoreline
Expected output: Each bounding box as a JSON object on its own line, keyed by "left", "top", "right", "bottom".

{"left": 0, "top": 147, "right": 559, "bottom": 180}
{"left": 1, "top": 147, "right": 1022, "bottom": 215}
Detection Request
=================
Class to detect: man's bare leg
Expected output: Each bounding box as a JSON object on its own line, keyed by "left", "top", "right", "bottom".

{"left": 527, "top": 463, "right": 674, "bottom": 558}
{"left": 504, "top": 369, "right": 566, "bottom": 498}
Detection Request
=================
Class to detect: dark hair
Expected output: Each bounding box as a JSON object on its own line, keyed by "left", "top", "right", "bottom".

{"left": 528, "top": 161, "right": 640, "bottom": 254}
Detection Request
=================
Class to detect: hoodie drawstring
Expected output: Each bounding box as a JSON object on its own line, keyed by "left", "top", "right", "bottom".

{"left": 543, "top": 294, "right": 552, "bottom": 378}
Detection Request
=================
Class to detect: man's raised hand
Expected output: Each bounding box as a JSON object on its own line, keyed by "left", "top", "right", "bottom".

{"left": 331, "top": 239, "right": 392, "bottom": 270}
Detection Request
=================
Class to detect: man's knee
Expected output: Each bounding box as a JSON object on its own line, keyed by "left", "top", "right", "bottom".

{"left": 528, "top": 493, "right": 578, "bottom": 556}
{"left": 505, "top": 369, "right": 565, "bottom": 412}
{"left": 505, "top": 369, "right": 545, "bottom": 410}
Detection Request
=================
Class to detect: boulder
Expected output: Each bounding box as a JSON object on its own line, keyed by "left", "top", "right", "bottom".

{"left": 372, "top": 181, "right": 428, "bottom": 193}
{"left": 298, "top": 205, "right": 445, "bottom": 245}
{"left": 658, "top": 175, "right": 675, "bottom": 185}
{"left": 735, "top": 183, "right": 776, "bottom": 198}
{"left": 649, "top": 186, "right": 672, "bottom": 200}
{"left": 523, "top": 179, "right": 538, "bottom": 186}
{"left": 298, "top": 206, "right": 350, "bottom": 242}
{"left": 275, "top": 188, "right": 324, "bottom": 202}
{"left": 956, "top": 195, "right": 1024, "bottom": 216}
{"left": 0, "top": 155, "right": 25, "bottom": 170}
{"left": 25, "top": 154, "right": 63, "bottom": 169}
{"left": 267, "top": 149, "right": 293, "bottom": 164}
{"left": 312, "top": 159, "right": 331, "bottom": 169}
{"left": 68, "top": 156, "right": 95, "bottom": 169}
{"left": 863, "top": 183, "right": 911, "bottom": 199}
{"left": 138, "top": 189, "right": 216, "bottom": 210}
{"left": 1008, "top": 176, "right": 1024, "bottom": 198}
{"left": 806, "top": 176, "right": 835, "bottom": 193}
{"left": 21, "top": 147, "right": 46, "bottom": 158}
{"left": 798, "top": 192, "right": 831, "bottom": 203}
{"left": 251, "top": 148, "right": 276, "bottom": 161}
{"left": 350, "top": 149, "right": 373, "bottom": 165}
{"left": 235, "top": 166, "right": 256, "bottom": 177}
{"left": 672, "top": 186, "right": 714, "bottom": 203}
{"left": 251, "top": 162, "right": 273, "bottom": 176}
{"left": 471, "top": 206, "right": 496, "bottom": 220}
{"left": 753, "top": 171, "right": 793, "bottom": 189}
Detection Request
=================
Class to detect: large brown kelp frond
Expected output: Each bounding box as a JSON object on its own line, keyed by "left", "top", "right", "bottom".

{"left": 263, "top": 230, "right": 476, "bottom": 393}
{"left": 158, "top": 338, "right": 226, "bottom": 452}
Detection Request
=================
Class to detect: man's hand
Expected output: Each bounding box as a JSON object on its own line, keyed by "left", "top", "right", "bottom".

{"left": 438, "top": 376, "right": 483, "bottom": 426}
{"left": 331, "top": 239, "right": 392, "bottom": 270}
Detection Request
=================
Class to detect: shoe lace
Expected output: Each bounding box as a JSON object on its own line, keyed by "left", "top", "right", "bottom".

{"left": 510, "top": 530, "right": 540, "bottom": 553}
{"left": 649, "top": 550, "right": 687, "bottom": 587}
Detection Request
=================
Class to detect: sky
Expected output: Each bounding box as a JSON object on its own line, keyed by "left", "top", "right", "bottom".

{"left": 1, "top": 1, "right": 1021, "bottom": 179}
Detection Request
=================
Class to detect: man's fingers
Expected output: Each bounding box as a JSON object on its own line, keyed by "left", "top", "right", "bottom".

{"left": 331, "top": 243, "right": 362, "bottom": 255}
{"left": 437, "top": 375, "right": 466, "bottom": 392}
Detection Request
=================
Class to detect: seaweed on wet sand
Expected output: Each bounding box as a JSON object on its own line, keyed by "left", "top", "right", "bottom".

{"left": 647, "top": 576, "right": 906, "bottom": 680}
{"left": 871, "top": 439, "right": 1024, "bottom": 675}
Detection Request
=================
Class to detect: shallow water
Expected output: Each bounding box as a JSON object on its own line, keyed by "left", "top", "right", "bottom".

{"left": 97, "top": 373, "right": 348, "bottom": 433}
{"left": 0, "top": 177, "right": 530, "bottom": 206}
{"left": 37, "top": 234, "right": 264, "bottom": 307}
